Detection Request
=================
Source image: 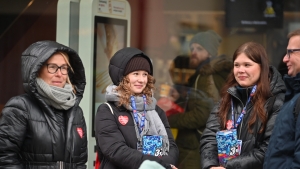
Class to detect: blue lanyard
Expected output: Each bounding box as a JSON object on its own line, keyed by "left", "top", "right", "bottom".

{"left": 231, "top": 85, "right": 257, "bottom": 129}
{"left": 130, "top": 95, "right": 147, "bottom": 135}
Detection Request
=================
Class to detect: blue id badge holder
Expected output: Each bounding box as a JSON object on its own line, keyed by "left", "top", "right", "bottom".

{"left": 216, "top": 128, "right": 242, "bottom": 166}
{"left": 142, "top": 135, "right": 163, "bottom": 157}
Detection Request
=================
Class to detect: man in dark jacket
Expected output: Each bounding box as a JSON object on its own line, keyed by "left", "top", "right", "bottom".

{"left": 264, "top": 29, "right": 300, "bottom": 169}
{"left": 0, "top": 41, "right": 87, "bottom": 169}
{"left": 167, "top": 30, "right": 232, "bottom": 169}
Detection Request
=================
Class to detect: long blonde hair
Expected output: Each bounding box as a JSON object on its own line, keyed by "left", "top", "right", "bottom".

{"left": 115, "top": 74, "right": 155, "bottom": 107}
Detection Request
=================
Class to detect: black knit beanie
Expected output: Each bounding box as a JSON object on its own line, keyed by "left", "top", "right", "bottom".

{"left": 123, "top": 56, "right": 151, "bottom": 76}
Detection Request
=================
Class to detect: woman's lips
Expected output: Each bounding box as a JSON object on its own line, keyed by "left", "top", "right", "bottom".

{"left": 238, "top": 76, "right": 247, "bottom": 80}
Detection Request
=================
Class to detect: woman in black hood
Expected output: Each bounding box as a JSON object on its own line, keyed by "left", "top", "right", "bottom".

{"left": 95, "top": 47, "right": 179, "bottom": 169}
{"left": 0, "top": 40, "right": 87, "bottom": 169}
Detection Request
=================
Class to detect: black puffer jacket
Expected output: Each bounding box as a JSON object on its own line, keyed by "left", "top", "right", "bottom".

{"left": 0, "top": 41, "right": 87, "bottom": 169}
{"left": 200, "top": 66, "right": 286, "bottom": 169}
{"left": 95, "top": 47, "right": 179, "bottom": 169}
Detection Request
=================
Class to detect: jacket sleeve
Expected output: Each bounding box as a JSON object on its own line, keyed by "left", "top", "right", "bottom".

{"left": 226, "top": 94, "right": 285, "bottom": 169}
{"left": 95, "top": 104, "right": 174, "bottom": 169}
{"left": 200, "top": 104, "right": 221, "bottom": 169}
{"left": 291, "top": 105, "right": 300, "bottom": 168}
{"left": 264, "top": 95, "right": 300, "bottom": 169}
{"left": 156, "top": 106, "right": 179, "bottom": 166}
{"left": 0, "top": 96, "right": 28, "bottom": 169}
{"left": 76, "top": 107, "right": 88, "bottom": 169}
{"left": 168, "top": 88, "right": 214, "bottom": 130}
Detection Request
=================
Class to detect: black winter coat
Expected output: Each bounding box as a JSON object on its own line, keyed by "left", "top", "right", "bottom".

{"left": 95, "top": 47, "right": 178, "bottom": 169}
{"left": 200, "top": 66, "right": 286, "bottom": 169}
{"left": 95, "top": 103, "right": 178, "bottom": 169}
{"left": 0, "top": 41, "right": 87, "bottom": 169}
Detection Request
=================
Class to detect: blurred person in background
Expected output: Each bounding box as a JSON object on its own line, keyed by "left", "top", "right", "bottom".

{"left": 166, "top": 30, "right": 232, "bottom": 169}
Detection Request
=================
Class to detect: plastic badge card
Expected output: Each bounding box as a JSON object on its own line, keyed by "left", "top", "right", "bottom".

{"left": 216, "top": 129, "right": 242, "bottom": 166}
{"left": 142, "top": 135, "right": 163, "bottom": 157}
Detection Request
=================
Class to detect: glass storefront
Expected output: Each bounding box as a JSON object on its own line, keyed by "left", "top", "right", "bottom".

{"left": 0, "top": 0, "right": 299, "bottom": 168}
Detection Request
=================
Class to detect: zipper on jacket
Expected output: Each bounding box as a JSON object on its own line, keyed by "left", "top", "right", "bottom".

{"left": 227, "top": 90, "right": 245, "bottom": 140}
{"left": 58, "top": 161, "right": 64, "bottom": 169}
{"left": 239, "top": 118, "right": 243, "bottom": 139}
{"left": 228, "top": 90, "right": 255, "bottom": 139}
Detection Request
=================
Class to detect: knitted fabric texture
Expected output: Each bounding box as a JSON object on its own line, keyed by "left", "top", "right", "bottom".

{"left": 123, "top": 56, "right": 151, "bottom": 76}
{"left": 189, "top": 30, "right": 222, "bottom": 57}
{"left": 36, "top": 78, "right": 76, "bottom": 110}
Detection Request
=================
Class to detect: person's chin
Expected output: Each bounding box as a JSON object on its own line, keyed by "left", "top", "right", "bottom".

{"left": 287, "top": 69, "right": 295, "bottom": 77}
{"left": 189, "top": 61, "right": 198, "bottom": 69}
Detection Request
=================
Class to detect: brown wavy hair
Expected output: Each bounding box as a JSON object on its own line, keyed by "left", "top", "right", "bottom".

{"left": 115, "top": 74, "right": 156, "bottom": 107}
{"left": 219, "top": 42, "right": 272, "bottom": 133}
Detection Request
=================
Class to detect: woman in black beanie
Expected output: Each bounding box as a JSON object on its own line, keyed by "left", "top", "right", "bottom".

{"left": 94, "top": 47, "right": 179, "bottom": 169}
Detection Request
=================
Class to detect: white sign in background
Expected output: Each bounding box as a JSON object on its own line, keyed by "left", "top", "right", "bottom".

{"left": 98, "top": 0, "right": 126, "bottom": 16}
{"left": 98, "top": 0, "right": 109, "bottom": 13}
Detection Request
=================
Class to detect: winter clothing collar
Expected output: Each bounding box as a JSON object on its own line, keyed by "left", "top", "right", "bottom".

{"left": 36, "top": 78, "right": 76, "bottom": 110}
{"left": 188, "top": 55, "right": 232, "bottom": 87}
{"left": 236, "top": 85, "right": 254, "bottom": 105}
{"left": 283, "top": 73, "right": 300, "bottom": 101}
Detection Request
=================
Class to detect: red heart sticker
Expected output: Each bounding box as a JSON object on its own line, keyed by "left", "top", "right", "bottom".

{"left": 118, "top": 115, "right": 128, "bottom": 125}
{"left": 77, "top": 127, "right": 83, "bottom": 138}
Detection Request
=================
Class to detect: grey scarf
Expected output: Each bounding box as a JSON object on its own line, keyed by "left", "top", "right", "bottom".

{"left": 36, "top": 78, "right": 76, "bottom": 110}
{"left": 105, "top": 85, "right": 170, "bottom": 155}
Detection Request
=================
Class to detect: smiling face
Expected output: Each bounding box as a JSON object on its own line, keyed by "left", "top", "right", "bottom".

{"left": 39, "top": 53, "right": 68, "bottom": 88}
{"left": 189, "top": 43, "right": 210, "bottom": 69}
{"left": 234, "top": 53, "right": 261, "bottom": 87}
{"left": 283, "top": 35, "right": 300, "bottom": 77}
{"left": 126, "top": 70, "right": 148, "bottom": 94}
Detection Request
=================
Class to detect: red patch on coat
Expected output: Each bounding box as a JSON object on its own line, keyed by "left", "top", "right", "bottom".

{"left": 77, "top": 128, "right": 83, "bottom": 138}
{"left": 118, "top": 115, "right": 129, "bottom": 125}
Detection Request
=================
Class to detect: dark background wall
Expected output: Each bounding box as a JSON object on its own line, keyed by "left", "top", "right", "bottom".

{"left": 0, "top": 0, "right": 144, "bottom": 111}
{"left": 0, "top": 0, "right": 58, "bottom": 110}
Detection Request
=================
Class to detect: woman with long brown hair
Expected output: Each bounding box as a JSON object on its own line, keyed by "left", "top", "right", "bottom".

{"left": 200, "top": 42, "right": 286, "bottom": 169}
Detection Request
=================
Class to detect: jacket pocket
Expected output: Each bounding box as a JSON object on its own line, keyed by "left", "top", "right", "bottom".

{"left": 241, "top": 139, "right": 255, "bottom": 154}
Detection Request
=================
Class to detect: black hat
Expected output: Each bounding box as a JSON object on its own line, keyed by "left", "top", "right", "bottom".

{"left": 123, "top": 56, "right": 151, "bottom": 76}
{"left": 108, "top": 47, "right": 153, "bottom": 85}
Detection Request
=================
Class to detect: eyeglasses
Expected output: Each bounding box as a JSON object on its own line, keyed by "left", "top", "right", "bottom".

{"left": 46, "top": 64, "right": 69, "bottom": 75}
{"left": 286, "top": 49, "right": 300, "bottom": 59}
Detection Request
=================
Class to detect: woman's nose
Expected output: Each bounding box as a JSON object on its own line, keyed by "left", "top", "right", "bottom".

{"left": 238, "top": 67, "right": 245, "bottom": 73}
{"left": 54, "top": 68, "right": 63, "bottom": 76}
